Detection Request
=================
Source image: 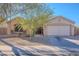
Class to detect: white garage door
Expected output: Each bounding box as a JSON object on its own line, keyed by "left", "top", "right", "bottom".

{"left": 46, "top": 26, "right": 70, "bottom": 36}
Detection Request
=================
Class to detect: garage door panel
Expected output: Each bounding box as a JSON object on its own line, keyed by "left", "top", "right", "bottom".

{"left": 46, "top": 26, "right": 70, "bottom": 36}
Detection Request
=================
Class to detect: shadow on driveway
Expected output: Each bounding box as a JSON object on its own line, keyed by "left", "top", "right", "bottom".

{"left": 21, "top": 36, "right": 79, "bottom": 48}
{"left": 0, "top": 37, "right": 39, "bottom": 56}
{"left": 21, "top": 36, "right": 79, "bottom": 56}
{"left": 1, "top": 36, "right": 79, "bottom": 56}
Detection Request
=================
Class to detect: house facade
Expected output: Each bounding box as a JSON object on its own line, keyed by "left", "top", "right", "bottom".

{"left": 0, "top": 16, "right": 78, "bottom": 36}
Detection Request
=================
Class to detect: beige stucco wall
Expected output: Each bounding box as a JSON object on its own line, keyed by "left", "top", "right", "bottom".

{"left": 71, "top": 25, "right": 75, "bottom": 36}
{"left": 8, "top": 19, "right": 18, "bottom": 31}
{"left": 46, "top": 17, "right": 74, "bottom": 26}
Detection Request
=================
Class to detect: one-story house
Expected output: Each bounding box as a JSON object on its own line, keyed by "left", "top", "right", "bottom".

{"left": 0, "top": 16, "right": 79, "bottom": 36}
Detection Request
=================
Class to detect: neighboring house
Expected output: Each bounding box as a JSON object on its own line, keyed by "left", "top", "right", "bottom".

{"left": 0, "top": 16, "right": 78, "bottom": 36}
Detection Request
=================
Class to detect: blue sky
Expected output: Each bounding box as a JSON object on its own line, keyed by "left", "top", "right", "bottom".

{"left": 48, "top": 3, "right": 79, "bottom": 25}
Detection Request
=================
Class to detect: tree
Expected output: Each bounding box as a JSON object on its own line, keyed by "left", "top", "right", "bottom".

{"left": 17, "top": 4, "right": 53, "bottom": 36}
{"left": 0, "top": 3, "right": 25, "bottom": 20}
{"left": 0, "top": 16, "right": 5, "bottom": 24}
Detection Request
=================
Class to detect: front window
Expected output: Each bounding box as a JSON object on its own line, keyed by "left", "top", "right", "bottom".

{"left": 14, "top": 24, "right": 23, "bottom": 32}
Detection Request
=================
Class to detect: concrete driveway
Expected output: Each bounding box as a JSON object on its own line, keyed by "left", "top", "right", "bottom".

{"left": 0, "top": 36, "right": 79, "bottom": 56}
